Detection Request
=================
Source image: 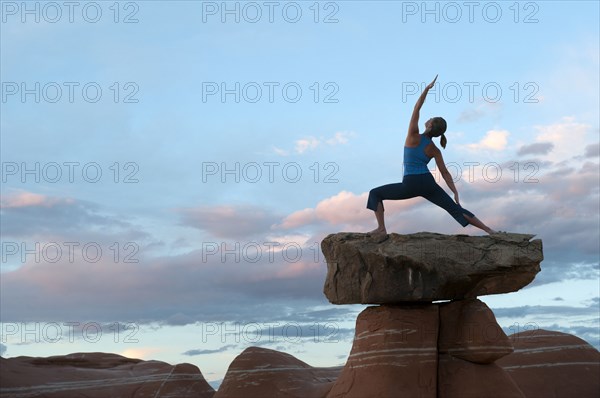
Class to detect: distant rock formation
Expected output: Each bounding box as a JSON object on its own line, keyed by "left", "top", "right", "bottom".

{"left": 0, "top": 352, "right": 215, "bottom": 398}
{"left": 322, "top": 232, "right": 543, "bottom": 304}
{"left": 497, "top": 329, "right": 600, "bottom": 398}
{"left": 214, "top": 347, "right": 341, "bottom": 398}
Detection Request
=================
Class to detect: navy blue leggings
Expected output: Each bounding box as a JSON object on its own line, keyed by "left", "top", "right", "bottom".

{"left": 367, "top": 173, "right": 474, "bottom": 227}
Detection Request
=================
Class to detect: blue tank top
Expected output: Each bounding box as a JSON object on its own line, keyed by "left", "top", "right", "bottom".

{"left": 403, "top": 134, "right": 432, "bottom": 176}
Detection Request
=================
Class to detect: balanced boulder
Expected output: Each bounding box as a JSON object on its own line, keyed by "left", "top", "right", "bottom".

{"left": 322, "top": 232, "right": 543, "bottom": 304}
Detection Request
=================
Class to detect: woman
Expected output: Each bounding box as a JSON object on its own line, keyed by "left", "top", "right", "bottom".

{"left": 367, "top": 75, "right": 496, "bottom": 237}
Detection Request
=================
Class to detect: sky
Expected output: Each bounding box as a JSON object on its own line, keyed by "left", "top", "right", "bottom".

{"left": 1, "top": 0, "right": 599, "bottom": 389}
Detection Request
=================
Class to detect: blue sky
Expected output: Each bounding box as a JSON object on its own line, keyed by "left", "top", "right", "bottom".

{"left": 1, "top": 0, "right": 599, "bottom": 388}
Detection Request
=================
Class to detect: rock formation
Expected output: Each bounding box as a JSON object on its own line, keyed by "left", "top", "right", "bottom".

{"left": 497, "top": 329, "right": 600, "bottom": 398}
{"left": 214, "top": 347, "right": 342, "bottom": 398}
{"left": 438, "top": 299, "right": 514, "bottom": 364}
{"left": 326, "top": 299, "right": 523, "bottom": 398}
{"left": 320, "top": 231, "right": 597, "bottom": 397}
{"left": 322, "top": 232, "right": 543, "bottom": 303}
{"left": 0, "top": 352, "right": 215, "bottom": 398}
{"left": 2, "top": 232, "right": 599, "bottom": 397}
{"left": 327, "top": 304, "right": 439, "bottom": 398}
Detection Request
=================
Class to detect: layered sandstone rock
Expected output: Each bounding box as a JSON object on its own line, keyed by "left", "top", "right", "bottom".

{"left": 329, "top": 304, "right": 599, "bottom": 398}
{"left": 321, "top": 232, "right": 543, "bottom": 304}
{"left": 0, "top": 352, "right": 215, "bottom": 398}
{"left": 438, "top": 354, "right": 525, "bottom": 398}
{"left": 214, "top": 347, "right": 342, "bottom": 398}
{"left": 327, "top": 305, "right": 439, "bottom": 398}
{"left": 498, "top": 329, "right": 600, "bottom": 398}
{"left": 438, "top": 298, "right": 513, "bottom": 364}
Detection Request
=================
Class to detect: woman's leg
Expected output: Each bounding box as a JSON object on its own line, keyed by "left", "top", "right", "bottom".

{"left": 366, "top": 181, "right": 417, "bottom": 234}
{"left": 369, "top": 201, "right": 386, "bottom": 234}
{"left": 463, "top": 214, "right": 496, "bottom": 234}
{"left": 421, "top": 177, "right": 496, "bottom": 234}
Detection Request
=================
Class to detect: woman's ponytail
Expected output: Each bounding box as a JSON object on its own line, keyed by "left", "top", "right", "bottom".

{"left": 431, "top": 117, "right": 448, "bottom": 149}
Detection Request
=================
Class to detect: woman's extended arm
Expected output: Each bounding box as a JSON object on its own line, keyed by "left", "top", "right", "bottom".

{"left": 407, "top": 75, "right": 438, "bottom": 139}
{"left": 433, "top": 147, "right": 460, "bottom": 205}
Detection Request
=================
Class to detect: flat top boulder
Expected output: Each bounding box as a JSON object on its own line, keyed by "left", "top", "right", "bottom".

{"left": 321, "top": 232, "right": 543, "bottom": 304}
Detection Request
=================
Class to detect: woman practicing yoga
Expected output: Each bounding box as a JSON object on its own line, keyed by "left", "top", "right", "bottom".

{"left": 367, "top": 75, "right": 497, "bottom": 237}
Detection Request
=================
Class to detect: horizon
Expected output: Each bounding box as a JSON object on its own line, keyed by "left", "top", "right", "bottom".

{"left": 1, "top": 0, "right": 599, "bottom": 389}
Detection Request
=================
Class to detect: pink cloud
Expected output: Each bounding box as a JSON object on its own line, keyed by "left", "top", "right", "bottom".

{"left": 0, "top": 191, "right": 74, "bottom": 209}
{"left": 274, "top": 261, "right": 322, "bottom": 279}
{"left": 278, "top": 191, "right": 371, "bottom": 229}
{"left": 279, "top": 208, "right": 317, "bottom": 229}
{"left": 533, "top": 117, "right": 592, "bottom": 162}
{"left": 177, "top": 205, "right": 278, "bottom": 239}
{"left": 466, "top": 129, "right": 510, "bottom": 151}
{"left": 278, "top": 190, "right": 422, "bottom": 232}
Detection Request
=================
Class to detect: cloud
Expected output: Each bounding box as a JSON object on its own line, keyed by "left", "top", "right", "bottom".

{"left": 517, "top": 142, "right": 554, "bottom": 156}
{"left": 278, "top": 190, "right": 383, "bottom": 230}
{"left": 295, "top": 137, "right": 320, "bottom": 154}
{"left": 249, "top": 324, "right": 355, "bottom": 343}
{"left": 0, "top": 239, "right": 333, "bottom": 325}
{"left": 164, "top": 313, "right": 196, "bottom": 326}
{"left": 120, "top": 347, "right": 163, "bottom": 360}
{"left": 492, "top": 302, "right": 600, "bottom": 349}
{"left": 584, "top": 142, "right": 599, "bottom": 158}
{"left": 326, "top": 131, "right": 352, "bottom": 145}
{"left": 457, "top": 107, "right": 485, "bottom": 123}
{"left": 532, "top": 117, "right": 591, "bottom": 162}
{"left": 466, "top": 130, "right": 510, "bottom": 151}
{"left": 272, "top": 146, "right": 289, "bottom": 156}
{"left": 177, "top": 205, "right": 279, "bottom": 239}
{"left": 493, "top": 304, "right": 598, "bottom": 318}
{"left": 0, "top": 190, "right": 153, "bottom": 254}
{"left": 457, "top": 101, "right": 502, "bottom": 123}
{"left": 0, "top": 343, "right": 6, "bottom": 356}
{"left": 182, "top": 344, "right": 237, "bottom": 356}
{"left": 0, "top": 191, "right": 74, "bottom": 209}
{"left": 275, "top": 131, "right": 355, "bottom": 155}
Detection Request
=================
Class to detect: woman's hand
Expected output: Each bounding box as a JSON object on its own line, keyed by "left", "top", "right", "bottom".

{"left": 454, "top": 192, "right": 460, "bottom": 206}
{"left": 426, "top": 74, "right": 438, "bottom": 90}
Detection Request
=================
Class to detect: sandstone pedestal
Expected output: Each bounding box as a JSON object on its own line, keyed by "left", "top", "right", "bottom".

{"left": 327, "top": 305, "right": 439, "bottom": 398}
{"left": 327, "top": 300, "right": 519, "bottom": 398}
{"left": 438, "top": 299, "right": 513, "bottom": 364}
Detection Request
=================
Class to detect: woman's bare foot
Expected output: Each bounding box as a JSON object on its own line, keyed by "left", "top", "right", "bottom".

{"left": 367, "top": 227, "right": 388, "bottom": 243}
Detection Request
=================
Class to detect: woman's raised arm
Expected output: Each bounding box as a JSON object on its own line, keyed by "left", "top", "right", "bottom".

{"left": 407, "top": 75, "right": 438, "bottom": 139}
